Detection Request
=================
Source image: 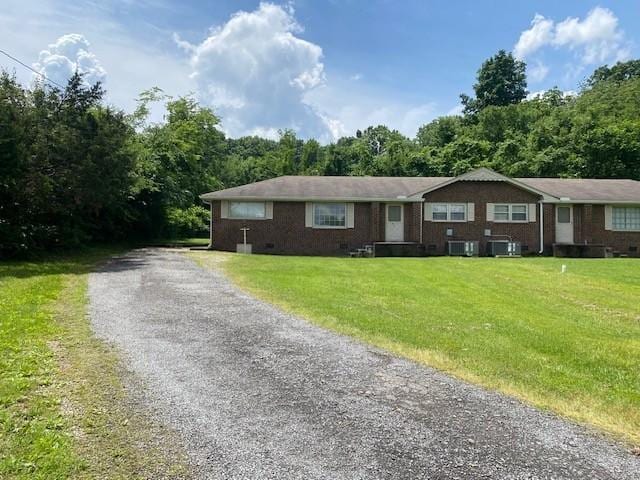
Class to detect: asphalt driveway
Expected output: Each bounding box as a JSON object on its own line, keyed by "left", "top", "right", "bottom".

{"left": 88, "top": 248, "right": 639, "bottom": 479}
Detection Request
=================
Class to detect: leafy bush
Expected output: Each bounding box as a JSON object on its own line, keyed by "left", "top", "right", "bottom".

{"left": 165, "top": 205, "right": 209, "bottom": 238}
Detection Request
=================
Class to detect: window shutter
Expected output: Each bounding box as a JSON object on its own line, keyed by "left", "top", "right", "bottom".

{"left": 467, "top": 203, "right": 475, "bottom": 222}
{"left": 346, "top": 203, "right": 355, "bottom": 228}
{"left": 486, "top": 203, "right": 494, "bottom": 222}
{"left": 220, "top": 200, "right": 229, "bottom": 219}
{"left": 604, "top": 205, "right": 613, "bottom": 230}
{"left": 528, "top": 204, "right": 536, "bottom": 222}
{"left": 305, "top": 202, "right": 313, "bottom": 227}
{"left": 424, "top": 203, "right": 433, "bottom": 221}
{"left": 265, "top": 201, "right": 273, "bottom": 220}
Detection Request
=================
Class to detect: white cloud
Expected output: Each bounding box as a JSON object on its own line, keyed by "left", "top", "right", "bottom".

{"left": 446, "top": 104, "right": 464, "bottom": 116}
{"left": 1, "top": 0, "right": 193, "bottom": 122}
{"left": 553, "top": 7, "right": 629, "bottom": 64}
{"left": 305, "top": 81, "right": 438, "bottom": 139}
{"left": 33, "top": 33, "right": 106, "bottom": 87}
{"left": 177, "top": 2, "right": 336, "bottom": 142}
{"left": 528, "top": 59, "right": 549, "bottom": 82}
{"left": 514, "top": 14, "right": 554, "bottom": 60}
{"left": 526, "top": 89, "right": 576, "bottom": 100}
{"left": 513, "top": 7, "right": 631, "bottom": 67}
{"left": 349, "top": 73, "right": 363, "bottom": 81}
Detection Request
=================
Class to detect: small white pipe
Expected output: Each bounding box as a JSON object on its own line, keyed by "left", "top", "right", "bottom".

{"left": 538, "top": 200, "right": 544, "bottom": 254}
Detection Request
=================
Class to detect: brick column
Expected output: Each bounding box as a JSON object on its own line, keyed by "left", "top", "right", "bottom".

{"left": 370, "top": 202, "right": 380, "bottom": 241}
{"left": 583, "top": 204, "right": 593, "bottom": 244}
{"left": 574, "top": 205, "right": 582, "bottom": 244}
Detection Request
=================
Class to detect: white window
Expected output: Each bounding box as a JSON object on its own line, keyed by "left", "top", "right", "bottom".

{"left": 229, "top": 201, "right": 266, "bottom": 219}
{"left": 493, "top": 204, "right": 528, "bottom": 222}
{"left": 432, "top": 204, "right": 448, "bottom": 221}
{"left": 450, "top": 204, "right": 466, "bottom": 221}
{"left": 613, "top": 207, "right": 640, "bottom": 231}
{"left": 511, "top": 205, "right": 528, "bottom": 222}
{"left": 432, "top": 203, "right": 466, "bottom": 222}
{"left": 313, "top": 203, "right": 346, "bottom": 228}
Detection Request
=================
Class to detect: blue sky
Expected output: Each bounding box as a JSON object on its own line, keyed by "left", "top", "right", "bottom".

{"left": 1, "top": 1, "right": 638, "bottom": 142}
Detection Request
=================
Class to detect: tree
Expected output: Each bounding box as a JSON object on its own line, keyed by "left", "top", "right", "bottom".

{"left": 416, "top": 116, "right": 461, "bottom": 148}
{"left": 461, "top": 50, "right": 527, "bottom": 115}
{"left": 586, "top": 59, "right": 640, "bottom": 88}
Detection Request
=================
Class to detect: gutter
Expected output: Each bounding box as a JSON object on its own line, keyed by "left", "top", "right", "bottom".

{"left": 198, "top": 195, "right": 425, "bottom": 203}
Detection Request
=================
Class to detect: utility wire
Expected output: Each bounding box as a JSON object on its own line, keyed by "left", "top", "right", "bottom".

{"left": 0, "top": 48, "right": 66, "bottom": 89}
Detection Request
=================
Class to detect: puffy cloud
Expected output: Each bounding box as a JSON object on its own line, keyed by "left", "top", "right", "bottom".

{"left": 514, "top": 14, "right": 554, "bottom": 60}
{"left": 33, "top": 33, "right": 106, "bottom": 87}
{"left": 177, "top": 2, "right": 336, "bottom": 141}
{"left": 553, "top": 7, "right": 629, "bottom": 64}
{"left": 528, "top": 59, "right": 549, "bottom": 82}
{"left": 305, "top": 82, "right": 438, "bottom": 139}
{"left": 513, "top": 7, "right": 631, "bottom": 66}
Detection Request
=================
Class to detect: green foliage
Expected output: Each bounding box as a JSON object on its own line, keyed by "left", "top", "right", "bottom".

{"left": 165, "top": 205, "right": 209, "bottom": 238}
{"left": 586, "top": 59, "right": 640, "bottom": 88}
{"left": 1, "top": 54, "right": 640, "bottom": 257}
{"left": 461, "top": 50, "right": 527, "bottom": 114}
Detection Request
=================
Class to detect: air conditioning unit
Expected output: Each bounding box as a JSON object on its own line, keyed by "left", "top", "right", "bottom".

{"left": 487, "top": 240, "right": 521, "bottom": 257}
{"left": 447, "top": 240, "right": 479, "bottom": 256}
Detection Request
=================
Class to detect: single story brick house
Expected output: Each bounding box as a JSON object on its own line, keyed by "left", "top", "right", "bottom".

{"left": 200, "top": 168, "right": 640, "bottom": 257}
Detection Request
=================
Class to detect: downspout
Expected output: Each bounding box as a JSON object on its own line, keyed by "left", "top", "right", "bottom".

{"left": 538, "top": 200, "right": 544, "bottom": 254}
{"left": 208, "top": 201, "right": 213, "bottom": 249}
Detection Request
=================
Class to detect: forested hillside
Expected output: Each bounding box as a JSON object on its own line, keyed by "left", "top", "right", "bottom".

{"left": 1, "top": 52, "right": 639, "bottom": 256}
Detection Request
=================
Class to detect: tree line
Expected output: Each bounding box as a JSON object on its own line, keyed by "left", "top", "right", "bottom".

{"left": 1, "top": 52, "right": 639, "bottom": 257}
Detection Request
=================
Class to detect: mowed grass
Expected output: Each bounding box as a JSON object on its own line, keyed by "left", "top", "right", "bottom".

{"left": 193, "top": 253, "right": 640, "bottom": 445}
{"left": 0, "top": 251, "right": 189, "bottom": 479}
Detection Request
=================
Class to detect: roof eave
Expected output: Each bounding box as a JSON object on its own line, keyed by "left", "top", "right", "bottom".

{"left": 199, "top": 195, "right": 423, "bottom": 203}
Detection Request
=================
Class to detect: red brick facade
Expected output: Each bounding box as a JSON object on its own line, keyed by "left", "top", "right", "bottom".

{"left": 421, "top": 181, "right": 542, "bottom": 255}
{"left": 208, "top": 181, "right": 640, "bottom": 257}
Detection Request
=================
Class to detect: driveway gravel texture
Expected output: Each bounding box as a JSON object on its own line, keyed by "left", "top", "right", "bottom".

{"left": 88, "top": 248, "right": 639, "bottom": 479}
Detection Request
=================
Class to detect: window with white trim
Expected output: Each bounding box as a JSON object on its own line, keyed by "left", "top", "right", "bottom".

{"left": 613, "top": 207, "right": 640, "bottom": 230}
{"left": 493, "top": 204, "right": 528, "bottom": 222}
{"left": 432, "top": 203, "right": 466, "bottom": 221}
{"left": 313, "top": 203, "right": 346, "bottom": 227}
{"left": 229, "top": 201, "right": 266, "bottom": 219}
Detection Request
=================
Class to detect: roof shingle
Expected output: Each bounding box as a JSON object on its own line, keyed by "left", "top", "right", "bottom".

{"left": 200, "top": 173, "right": 640, "bottom": 203}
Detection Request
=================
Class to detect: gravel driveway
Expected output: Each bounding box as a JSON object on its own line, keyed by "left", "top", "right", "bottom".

{"left": 88, "top": 248, "right": 639, "bottom": 479}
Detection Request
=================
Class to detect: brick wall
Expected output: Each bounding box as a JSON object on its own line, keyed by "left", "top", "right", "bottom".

{"left": 422, "top": 181, "right": 542, "bottom": 255}
{"left": 589, "top": 205, "right": 640, "bottom": 257}
{"left": 210, "top": 201, "right": 376, "bottom": 255}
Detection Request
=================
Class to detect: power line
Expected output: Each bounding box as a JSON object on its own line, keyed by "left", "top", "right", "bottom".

{"left": 0, "top": 48, "right": 66, "bottom": 89}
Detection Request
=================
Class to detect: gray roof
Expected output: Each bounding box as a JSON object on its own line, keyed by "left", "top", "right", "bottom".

{"left": 201, "top": 170, "right": 640, "bottom": 203}
{"left": 515, "top": 178, "right": 640, "bottom": 202}
{"left": 201, "top": 176, "right": 451, "bottom": 202}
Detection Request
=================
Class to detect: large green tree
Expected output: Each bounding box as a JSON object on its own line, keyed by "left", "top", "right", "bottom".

{"left": 460, "top": 50, "right": 528, "bottom": 115}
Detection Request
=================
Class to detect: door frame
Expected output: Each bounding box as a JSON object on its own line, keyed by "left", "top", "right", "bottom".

{"left": 385, "top": 203, "right": 405, "bottom": 242}
{"left": 555, "top": 204, "right": 574, "bottom": 244}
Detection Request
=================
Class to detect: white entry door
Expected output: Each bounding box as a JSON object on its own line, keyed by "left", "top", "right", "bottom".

{"left": 555, "top": 205, "right": 574, "bottom": 244}
{"left": 385, "top": 204, "right": 404, "bottom": 242}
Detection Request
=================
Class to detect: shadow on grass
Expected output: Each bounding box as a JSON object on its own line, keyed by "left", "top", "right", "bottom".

{"left": 0, "top": 245, "right": 128, "bottom": 280}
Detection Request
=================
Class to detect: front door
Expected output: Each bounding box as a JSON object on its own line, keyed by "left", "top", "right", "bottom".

{"left": 555, "top": 205, "right": 574, "bottom": 244}
{"left": 385, "top": 204, "right": 404, "bottom": 242}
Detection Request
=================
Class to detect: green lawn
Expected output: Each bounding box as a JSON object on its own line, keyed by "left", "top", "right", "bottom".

{"left": 0, "top": 251, "right": 188, "bottom": 479}
{"left": 193, "top": 252, "right": 640, "bottom": 446}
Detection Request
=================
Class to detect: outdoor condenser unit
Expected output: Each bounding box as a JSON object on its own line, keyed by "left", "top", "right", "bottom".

{"left": 447, "top": 240, "right": 479, "bottom": 256}
{"left": 486, "top": 240, "right": 521, "bottom": 256}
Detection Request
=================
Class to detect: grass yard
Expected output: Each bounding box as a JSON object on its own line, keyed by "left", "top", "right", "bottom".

{"left": 192, "top": 252, "right": 640, "bottom": 446}
{"left": 0, "top": 250, "right": 189, "bottom": 479}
